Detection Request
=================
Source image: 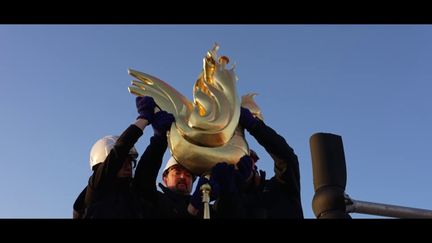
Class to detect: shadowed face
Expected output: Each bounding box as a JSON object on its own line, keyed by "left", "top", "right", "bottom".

{"left": 116, "top": 156, "right": 137, "bottom": 178}
{"left": 163, "top": 164, "right": 193, "bottom": 195}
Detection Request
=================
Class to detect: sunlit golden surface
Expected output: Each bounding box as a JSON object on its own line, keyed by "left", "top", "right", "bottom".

{"left": 128, "top": 44, "right": 262, "bottom": 175}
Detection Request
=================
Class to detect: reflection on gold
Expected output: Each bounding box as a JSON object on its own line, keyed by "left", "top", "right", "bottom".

{"left": 128, "top": 44, "right": 262, "bottom": 175}
{"left": 241, "top": 93, "right": 264, "bottom": 121}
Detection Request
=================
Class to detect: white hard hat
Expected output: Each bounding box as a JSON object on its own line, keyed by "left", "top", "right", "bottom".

{"left": 163, "top": 156, "right": 179, "bottom": 175}
{"left": 162, "top": 156, "right": 196, "bottom": 181}
{"left": 89, "top": 135, "right": 138, "bottom": 170}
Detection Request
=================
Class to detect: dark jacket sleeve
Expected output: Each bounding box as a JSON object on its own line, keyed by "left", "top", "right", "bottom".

{"left": 248, "top": 120, "right": 301, "bottom": 196}
{"left": 85, "top": 125, "right": 143, "bottom": 206}
{"left": 132, "top": 134, "right": 168, "bottom": 200}
{"left": 73, "top": 186, "right": 87, "bottom": 219}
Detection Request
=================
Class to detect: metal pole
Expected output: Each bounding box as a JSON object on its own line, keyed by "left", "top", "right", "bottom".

{"left": 345, "top": 196, "right": 432, "bottom": 218}
{"left": 201, "top": 174, "right": 212, "bottom": 219}
{"left": 310, "top": 132, "right": 432, "bottom": 218}
{"left": 201, "top": 183, "right": 211, "bottom": 219}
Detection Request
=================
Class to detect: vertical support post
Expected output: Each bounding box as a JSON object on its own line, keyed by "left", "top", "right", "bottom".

{"left": 201, "top": 174, "right": 212, "bottom": 219}
{"left": 310, "top": 133, "right": 351, "bottom": 219}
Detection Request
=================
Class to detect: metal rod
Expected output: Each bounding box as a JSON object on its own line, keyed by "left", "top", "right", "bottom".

{"left": 201, "top": 184, "right": 211, "bottom": 219}
{"left": 203, "top": 196, "right": 210, "bottom": 219}
{"left": 201, "top": 173, "right": 211, "bottom": 219}
{"left": 346, "top": 199, "right": 432, "bottom": 218}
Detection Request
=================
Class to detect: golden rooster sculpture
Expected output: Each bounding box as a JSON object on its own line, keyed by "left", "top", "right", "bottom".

{"left": 128, "top": 44, "right": 262, "bottom": 175}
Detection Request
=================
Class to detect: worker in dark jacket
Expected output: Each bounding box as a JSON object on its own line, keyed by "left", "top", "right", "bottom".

{"left": 92, "top": 96, "right": 205, "bottom": 218}
{"left": 137, "top": 151, "right": 219, "bottom": 218}
{"left": 132, "top": 116, "right": 196, "bottom": 218}
{"left": 83, "top": 96, "right": 172, "bottom": 218}
{"left": 234, "top": 107, "right": 304, "bottom": 218}
{"left": 210, "top": 162, "right": 245, "bottom": 218}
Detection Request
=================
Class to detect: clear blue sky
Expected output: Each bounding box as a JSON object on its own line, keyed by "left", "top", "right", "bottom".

{"left": 1, "top": 25, "right": 431, "bottom": 218}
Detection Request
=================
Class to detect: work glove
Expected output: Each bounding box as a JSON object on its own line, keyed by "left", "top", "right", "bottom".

{"left": 235, "top": 155, "right": 254, "bottom": 183}
{"left": 152, "top": 111, "right": 175, "bottom": 136}
{"left": 136, "top": 96, "right": 156, "bottom": 123}
{"left": 211, "top": 162, "right": 238, "bottom": 194}
{"left": 239, "top": 107, "right": 259, "bottom": 130}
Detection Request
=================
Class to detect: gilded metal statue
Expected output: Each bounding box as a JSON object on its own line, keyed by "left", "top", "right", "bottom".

{"left": 128, "top": 44, "right": 262, "bottom": 176}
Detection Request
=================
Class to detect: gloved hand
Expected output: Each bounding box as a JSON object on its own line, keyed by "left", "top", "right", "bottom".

{"left": 235, "top": 155, "right": 254, "bottom": 183}
{"left": 211, "top": 162, "right": 238, "bottom": 194}
{"left": 136, "top": 96, "right": 156, "bottom": 123}
{"left": 189, "top": 176, "right": 219, "bottom": 211}
{"left": 239, "top": 107, "right": 259, "bottom": 130}
{"left": 152, "top": 111, "right": 175, "bottom": 136}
